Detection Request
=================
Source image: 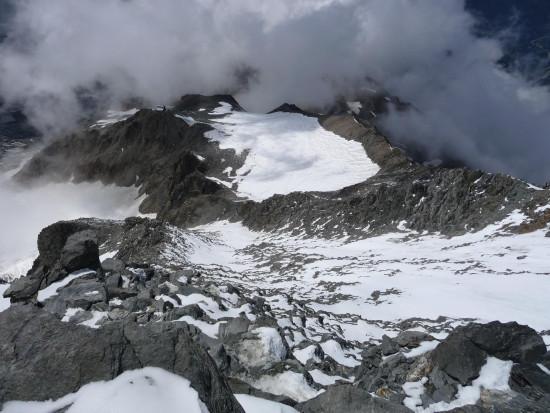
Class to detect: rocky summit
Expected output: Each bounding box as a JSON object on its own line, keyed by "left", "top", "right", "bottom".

{"left": 1, "top": 95, "right": 550, "bottom": 412}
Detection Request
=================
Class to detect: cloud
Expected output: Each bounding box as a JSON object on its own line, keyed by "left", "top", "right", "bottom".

{"left": 0, "top": 0, "right": 549, "bottom": 183}
{"left": 0, "top": 149, "right": 143, "bottom": 280}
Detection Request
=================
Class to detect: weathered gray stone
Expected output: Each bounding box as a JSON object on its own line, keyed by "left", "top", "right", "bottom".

{"left": 101, "top": 258, "right": 125, "bottom": 274}
{"left": 220, "top": 315, "right": 251, "bottom": 339}
{"left": 381, "top": 334, "right": 400, "bottom": 356}
{"left": 297, "top": 384, "right": 410, "bottom": 412}
{"left": 430, "top": 332, "right": 486, "bottom": 385}
{"left": 105, "top": 273, "right": 122, "bottom": 289}
{"left": 0, "top": 304, "right": 244, "bottom": 413}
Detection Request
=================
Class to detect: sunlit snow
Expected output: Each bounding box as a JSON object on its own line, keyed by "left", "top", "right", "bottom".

{"left": 205, "top": 108, "right": 380, "bottom": 201}
{"left": 2, "top": 367, "right": 210, "bottom": 413}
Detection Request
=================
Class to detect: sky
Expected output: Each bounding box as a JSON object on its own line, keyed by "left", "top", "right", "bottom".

{"left": 0, "top": 0, "right": 549, "bottom": 183}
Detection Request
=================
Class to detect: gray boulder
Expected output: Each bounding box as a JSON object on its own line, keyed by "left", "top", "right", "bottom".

{"left": 380, "top": 334, "right": 400, "bottom": 356}
{"left": 101, "top": 258, "right": 125, "bottom": 274}
{"left": 430, "top": 332, "right": 486, "bottom": 385}
{"left": 462, "top": 321, "right": 546, "bottom": 363}
{"left": 395, "top": 330, "right": 433, "bottom": 348}
{"left": 43, "top": 279, "right": 107, "bottom": 315}
{"left": 430, "top": 321, "right": 547, "bottom": 387}
{"left": 2, "top": 276, "right": 42, "bottom": 303}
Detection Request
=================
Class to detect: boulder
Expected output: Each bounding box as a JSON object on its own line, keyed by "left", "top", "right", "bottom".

{"left": 395, "top": 330, "right": 433, "bottom": 348}
{"left": 164, "top": 304, "right": 205, "bottom": 322}
{"left": 509, "top": 363, "right": 550, "bottom": 401}
{"left": 462, "top": 321, "right": 546, "bottom": 363}
{"left": 430, "top": 332, "right": 486, "bottom": 385}
{"left": 105, "top": 273, "right": 122, "bottom": 289}
{"left": 43, "top": 279, "right": 107, "bottom": 314}
{"left": 2, "top": 276, "right": 41, "bottom": 302}
{"left": 101, "top": 258, "right": 125, "bottom": 273}
{"left": 37, "top": 221, "right": 90, "bottom": 269}
{"left": 380, "top": 334, "right": 400, "bottom": 356}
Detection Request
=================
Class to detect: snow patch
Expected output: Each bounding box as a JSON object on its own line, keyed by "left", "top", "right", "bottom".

{"left": 235, "top": 394, "right": 299, "bottom": 413}
{"left": 209, "top": 102, "right": 233, "bottom": 115}
{"left": 251, "top": 371, "right": 322, "bottom": 402}
{"left": 2, "top": 367, "right": 210, "bottom": 413}
{"left": 176, "top": 315, "right": 224, "bottom": 339}
{"left": 309, "top": 369, "right": 352, "bottom": 386}
{"left": 205, "top": 111, "right": 379, "bottom": 201}
{"left": 538, "top": 363, "right": 550, "bottom": 375}
{"left": 404, "top": 340, "right": 440, "bottom": 359}
{"left": 320, "top": 340, "right": 360, "bottom": 367}
{"left": 293, "top": 345, "right": 321, "bottom": 365}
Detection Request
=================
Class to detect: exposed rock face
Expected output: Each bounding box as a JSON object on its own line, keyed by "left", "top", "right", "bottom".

{"left": 350, "top": 321, "right": 550, "bottom": 412}
{"left": 3, "top": 221, "right": 100, "bottom": 303}
{"left": 13, "top": 95, "right": 550, "bottom": 237}
{"left": 0, "top": 304, "right": 244, "bottom": 413}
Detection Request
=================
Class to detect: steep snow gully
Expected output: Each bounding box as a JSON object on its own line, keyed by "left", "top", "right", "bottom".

{"left": 1, "top": 95, "right": 549, "bottom": 412}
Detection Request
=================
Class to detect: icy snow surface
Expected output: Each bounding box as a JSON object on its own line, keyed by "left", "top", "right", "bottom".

{"left": 2, "top": 367, "right": 210, "bottom": 413}
{"left": 204, "top": 107, "right": 380, "bottom": 201}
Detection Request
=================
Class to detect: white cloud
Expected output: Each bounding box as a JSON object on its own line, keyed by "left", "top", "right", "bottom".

{"left": 0, "top": 0, "right": 549, "bottom": 182}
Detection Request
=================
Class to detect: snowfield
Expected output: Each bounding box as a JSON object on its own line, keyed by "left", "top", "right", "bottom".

{"left": 170, "top": 210, "right": 550, "bottom": 347}
{"left": 204, "top": 106, "right": 380, "bottom": 201}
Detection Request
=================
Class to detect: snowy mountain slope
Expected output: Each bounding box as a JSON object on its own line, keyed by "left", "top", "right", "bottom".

{"left": 203, "top": 108, "right": 380, "bottom": 201}
{"left": 1, "top": 95, "right": 550, "bottom": 412}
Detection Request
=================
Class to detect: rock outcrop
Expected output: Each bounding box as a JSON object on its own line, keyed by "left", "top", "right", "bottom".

{"left": 0, "top": 304, "right": 244, "bottom": 413}
{"left": 14, "top": 95, "right": 550, "bottom": 236}
{"left": 3, "top": 221, "right": 100, "bottom": 303}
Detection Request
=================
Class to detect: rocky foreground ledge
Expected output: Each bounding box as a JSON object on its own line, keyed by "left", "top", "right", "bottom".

{"left": 1, "top": 220, "right": 549, "bottom": 412}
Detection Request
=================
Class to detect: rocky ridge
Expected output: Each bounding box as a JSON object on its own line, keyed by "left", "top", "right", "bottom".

{"left": 1, "top": 219, "right": 549, "bottom": 412}
{"left": 1, "top": 95, "right": 550, "bottom": 411}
